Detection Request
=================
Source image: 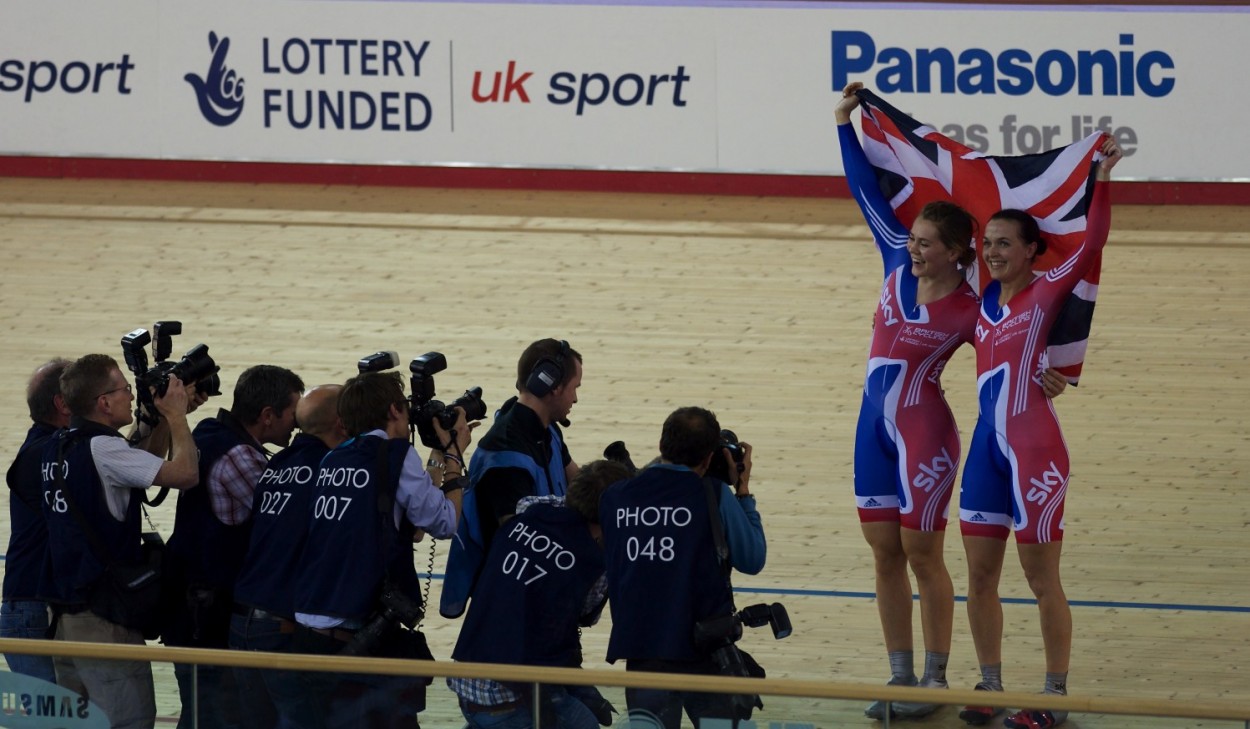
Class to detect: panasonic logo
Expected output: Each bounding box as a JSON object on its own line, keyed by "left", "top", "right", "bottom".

{"left": 832, "top": 31, "right": 1175, "bottom": 98}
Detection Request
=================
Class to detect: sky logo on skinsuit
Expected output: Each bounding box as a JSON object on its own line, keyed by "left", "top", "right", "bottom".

{"left": 186, "top": 32, "right": 245, "bottom": 126}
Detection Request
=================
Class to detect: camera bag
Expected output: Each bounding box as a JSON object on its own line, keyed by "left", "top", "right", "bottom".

{"left": 88, "top": 534, "right": 165, "bottom": 640}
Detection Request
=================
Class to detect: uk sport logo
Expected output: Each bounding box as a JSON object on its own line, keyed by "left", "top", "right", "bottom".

{"left": 185, "top": 31, "right": 245, "bottom": 126}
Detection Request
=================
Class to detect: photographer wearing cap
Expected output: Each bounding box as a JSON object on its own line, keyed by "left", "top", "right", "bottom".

{"left": 40, "top": 354, "right": 199, "bottom": 729}
{"left": 600, "top": 406, "right": 766, "bottom": 729}
{"left": 162, "top": 364, "right": 305, "bottom": 729}
{"left": 292, "top": 370, "right": 472, "bottom": 729}
{"left": 441, "top": 338, "right": 583, "bottom": 619}
{"left": 449, "top": 458, "right": 631, "bottom": 729}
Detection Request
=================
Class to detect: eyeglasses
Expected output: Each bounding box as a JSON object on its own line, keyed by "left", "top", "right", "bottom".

{"left": 95, "top": 384, "right": 133, "bottom": 399}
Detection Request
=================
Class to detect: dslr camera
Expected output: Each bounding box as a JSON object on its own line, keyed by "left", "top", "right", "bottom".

{"left": 705, "top": 429, "right": 746, "bottom": 485}
{"left": 120, "top": 321, "right": 220, "bottom": 424}
{"left": 692, "top": 602, "right": 791, "bottom": 720}
{"left": 357, "top": 350, "right": 487, "bottom": 450}
{"left": 603, "top": 441, "right": 639, "bottom": 474}
{"left": 692, "top": 601, "right": 792, "bottom": 650}
{"left": 340, "top": 583, "right": 424, "bottom": 657}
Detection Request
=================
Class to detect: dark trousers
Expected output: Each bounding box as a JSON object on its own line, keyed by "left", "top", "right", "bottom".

{"left": 290, "top": 624, "right": 426, "bottom": 729}
{"left": 165, "top": 583, "right": 241, "bottom": 729}
{"left": 623, "top": 658, "right": 734, "bottom": 729}
{"left": 228, "top": 610, "right": 318, "bottom": 729}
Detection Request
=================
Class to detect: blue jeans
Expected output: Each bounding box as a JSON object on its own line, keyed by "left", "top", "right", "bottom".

{"left": 461, "top": 686, "right": 601, "bottom": 729}
{"left": 0, "top": 600, "right": 56, "bottom": 684}
{"left": 228, "top": 611, "right": 317, "bottom": 729}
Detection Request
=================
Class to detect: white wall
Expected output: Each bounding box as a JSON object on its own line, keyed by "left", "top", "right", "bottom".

{"left": 1, "top": 1, "right": 1243, "bottom": 180}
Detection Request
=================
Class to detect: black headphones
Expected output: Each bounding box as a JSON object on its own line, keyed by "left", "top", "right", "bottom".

{"left": 525, "top": 340, "right": 570, "bottom": 398}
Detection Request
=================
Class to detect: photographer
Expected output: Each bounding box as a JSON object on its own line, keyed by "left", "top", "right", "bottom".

{"left": 162, "top": 364, "right": 305, "bottom": 729}
{"left": 441, "top": 338, "right": 583, "bottom": 618}
{"left": 3, "top": 359, "right": 72, "bottom": 684}
{"left": 291, "top": 370, "right": 472, "bottom": 729}
{"left": 40, "top": 354, "right": 199, "bottom": 729}
{"left": 600, "top": 406, "right": 766, "bottom": 729}
{"left": 230, "top": 384, "right": 346, "bottom": 729}
{"left": 449, "top": 459, "right": 631, "bottom": 729}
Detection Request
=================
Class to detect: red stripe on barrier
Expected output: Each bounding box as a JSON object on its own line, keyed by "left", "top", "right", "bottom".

{"left": 1, "top": 156, "right": 1245, "bottom": 205}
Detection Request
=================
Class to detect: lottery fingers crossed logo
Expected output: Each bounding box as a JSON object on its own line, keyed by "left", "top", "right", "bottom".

{"left": 186, "top": 31, "right": 245, "bottom": 126}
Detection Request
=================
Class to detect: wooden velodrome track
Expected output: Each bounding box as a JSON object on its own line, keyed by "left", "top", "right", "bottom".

{"left": 0, "top": 177, "right": 1248, "bottom": 727}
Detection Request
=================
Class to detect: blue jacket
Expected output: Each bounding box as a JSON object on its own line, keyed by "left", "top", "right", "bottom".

{"left": 440, "top": 398, "right": 567, "bottom": 618}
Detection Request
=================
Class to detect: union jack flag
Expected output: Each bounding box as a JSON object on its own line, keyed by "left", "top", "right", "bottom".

{"left": 853, "top": 88, "right": 1107, "bottom": 384}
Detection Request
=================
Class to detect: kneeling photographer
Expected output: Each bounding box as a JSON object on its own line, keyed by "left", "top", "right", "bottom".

{"left": 600, "top": 407, "right": 781, "bottom": 729}
{"left": 291, "top": 367, "right": 476, "bottom": 729}
{"left": 449, "top": 459, "right": 631, "bottom": 729}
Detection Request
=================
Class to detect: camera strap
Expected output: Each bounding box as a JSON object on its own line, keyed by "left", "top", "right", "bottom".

{"left": 373, "top": 439, "right": 410, "bottom": 588}
{"left": 702, "top": 477, "right": 733, "bottom": 585}
{"left": 374, "top": 437, "right": 397, "bottom": 551}
{"left": 141, "top": 487, "right": 169, "bottom": 507}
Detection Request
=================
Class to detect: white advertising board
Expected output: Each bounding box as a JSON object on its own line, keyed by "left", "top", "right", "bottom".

{"left": 1, "top": 1, "right": 1245, "bottom": 181}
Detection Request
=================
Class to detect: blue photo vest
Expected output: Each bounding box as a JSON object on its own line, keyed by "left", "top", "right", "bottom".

{"left": 453, "top": 502, "right": 602, "bottom": 667}
{"left": 5, "top": 423, "right": 58, "bottom": 600}
{"left": 294, "top": 435, "right": 418, "bottom": 621}
{"left": 40, "top": 421, "right": 144, "bottom": 606}
{"left": 166, "top": 411, "right": 264, "bottom": 590}
{"left": 234, "top": 433, "right": 329, "bottom": 618}
{"left": 601, "top": 465, "right": 732, "bottom": 663}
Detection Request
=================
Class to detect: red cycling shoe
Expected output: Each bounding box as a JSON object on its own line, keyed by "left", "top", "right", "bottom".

{"left": 1003, "top": 708, "right": 1068, "bottom": 729}
{"left": 957, "top": 682, "right": 1002, "bottom": 726}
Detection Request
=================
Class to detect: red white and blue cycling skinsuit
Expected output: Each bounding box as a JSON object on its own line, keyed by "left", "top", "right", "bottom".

{"left": 842, "top": 123, "right": 979, "bottom": 532}
{"left": 959, "top": 183, "right": 1111, "bottom": 544}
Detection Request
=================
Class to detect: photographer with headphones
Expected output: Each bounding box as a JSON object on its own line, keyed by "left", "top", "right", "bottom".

{"left": 441, "top": 338, "right": 583, "bottom": 619}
